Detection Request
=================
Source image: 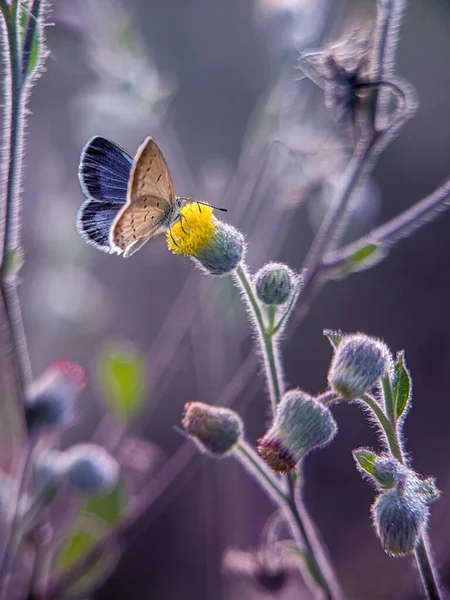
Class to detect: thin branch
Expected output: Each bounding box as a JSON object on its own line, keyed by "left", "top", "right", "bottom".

{"left": 322, "top": 177, "right": 450, "bottom": 272}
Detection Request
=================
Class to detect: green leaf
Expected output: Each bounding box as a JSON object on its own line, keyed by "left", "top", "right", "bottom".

{"left": 391, "top": 351, "right": 412, "bottom": 419}
{"left": 353, "top": 449, "right": 378, "bottom": 476}
{"left": 97, "top": 342, "right": 147, "bottom": 421}
{"left": 332, "top": 243, "right": 387, "bottom": 280}
{"left": 19, "top": 0, "right": 42, "bottom": 76}
{"left": 26, "top": 27, "right": 41, "bottom": 75}
{"left": 323, "top": 329, "right": 343, "bottom": 350}
{"left": 84, "top": 479, "right": 126, "bottom": 526}
{"left": 54, "top": 514, "right": 121, "bottom": 597}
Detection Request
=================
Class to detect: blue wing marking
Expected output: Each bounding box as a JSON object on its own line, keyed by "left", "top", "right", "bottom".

{"left": 79, "top": 136, "right": 133, "bottom": 203}
{"left": 76, "top": 198, "right": 123, "bottom": 253}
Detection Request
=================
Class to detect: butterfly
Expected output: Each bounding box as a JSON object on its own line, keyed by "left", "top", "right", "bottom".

{"left": 77, "top": 136, "right": 185, "bottom": 257}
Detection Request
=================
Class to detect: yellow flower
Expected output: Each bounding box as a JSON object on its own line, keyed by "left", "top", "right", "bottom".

{"left": 167, "top": 202, "right": 214, "bottom": 256}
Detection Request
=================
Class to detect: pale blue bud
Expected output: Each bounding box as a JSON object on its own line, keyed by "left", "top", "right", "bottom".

{"left": 328, "top": 334, "right": 391, "bottom": 399}
{"left": 258, "top": 389, "right": 337, "bottom": 473}
{"left": 67, "top": 444, "right": 119, "bottom": 495}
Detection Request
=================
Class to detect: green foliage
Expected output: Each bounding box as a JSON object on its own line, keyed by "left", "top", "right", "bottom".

{"left": 391, "top": 351, "right": 412, "bottom": 419}
{"left": 97, "top": 342, "right": 147, "bottom": 421}
{"left": 54, "top": 513, "right": 121, "bottom": 597}
{"left": 353, "top": 449, "right": 378, "bottom": 476}
{"left": 333, "top": 243, "right": 387, "bottom": 279}
{"left": 19, "top": 0, "right": 41, "bottom": 76}
{"left": 84, "top": 478, "right": 126, "bottom": 526}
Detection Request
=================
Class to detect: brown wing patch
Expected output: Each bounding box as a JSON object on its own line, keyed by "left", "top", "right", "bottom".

{"left": 128, "top": 137, "right": 175, "bottom": 203}
{"left": 111, "top": 196, "right": 168, "bottom": 252}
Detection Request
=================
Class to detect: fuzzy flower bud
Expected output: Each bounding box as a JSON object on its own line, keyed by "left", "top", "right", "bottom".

{"left": 25, "top": 360, "right": 86, "bottom": 430}
{"left": 182, "top": 402, "right": 244, "bottom": 458}
{"left": 328, "top": 334, "right": 391, "bottom": 399}
{"left": 372, "top": 483, "right": 429, "bottom": 557}
{"left": 66, "top": 444, "right": 119, "bottom": 495}
{"left": 257, "top": 389, "right": 337, "bottom": 474}
{"left": 167, "top": 203, "right": 245, "bottom": 275}
{"left": 254, "top": 262, "right": 299, "bottom": 306}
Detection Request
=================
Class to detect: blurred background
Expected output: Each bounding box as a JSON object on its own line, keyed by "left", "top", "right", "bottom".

{"left": 15, "top": 0, "right": 450, "bottom": 597}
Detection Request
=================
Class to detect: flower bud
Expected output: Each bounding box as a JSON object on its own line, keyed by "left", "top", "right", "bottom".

{"left": 257, "top": 390, "right": 337, "bottom": 474}
{"left": 328, "top": 334, "right": 391, "bottom": 399}
{"left": 66, "top": 444, "right": 119, "bottom": 495}
{"left": 254, "top": 262, "right": 299, "bottom": 306}
{"left": 167, "top": 203, "right": 245, "bottom": 276}
{"left": 372, "top": 484, "right": 429, "bottom": 556}
{"left": 194, "top": 221, "right": 245, "bottom": 276}
{"left": 25, "top": 360, "right": 86, "bottom": 430}
{"left": 182, "top": 402, "right": 243, "bottom": 457}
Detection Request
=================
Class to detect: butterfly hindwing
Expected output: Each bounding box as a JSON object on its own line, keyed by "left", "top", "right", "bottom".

{"left": 79, "top": 136, "right": 133, "bottom": 203}
{"left": 110, "top": 196, "right": 172, "bottom": 255}
{"left": 76, "top": 198, "right": 124, "bottom": 253}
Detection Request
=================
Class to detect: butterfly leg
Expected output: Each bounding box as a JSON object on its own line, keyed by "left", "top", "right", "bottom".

{"left": 179, "top": 212, "right": 192, "bottom": 233}
{"left": 169, "top": 224, "right": 179, "bottom": 247}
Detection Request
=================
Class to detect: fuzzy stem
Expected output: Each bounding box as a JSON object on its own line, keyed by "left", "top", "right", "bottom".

{"left": 300, "top": 136, "right": 376, "bottom": 292}
{"left": 360, "top": 392, "right": 441, "bottom": 598}
{"left": 234, "top": 442, "right": 333, "bottom": 599}
{"left": 360, "top": 393, "right": 403, "bottom": 461}
{"left": 415, "top": 537, "right": 441, "bottom": 600}
{"left": 322, "top": 177, "right": 450, "bottom": 273}
{"left": 234, "top": 263, "right": 341, "bottom": 599}
{"left": 234, "top": 441, "right": 288, "bottom": 505}
{"left": 0, "top": 436, "right": 36, "bottom": 599}
{"left": 3, "top": 5, "right": 24, "bottom": 261}
{"left": 235, "top": 264, "right": 282, "bottom": 415}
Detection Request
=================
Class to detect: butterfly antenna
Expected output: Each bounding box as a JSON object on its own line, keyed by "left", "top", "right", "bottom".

{"left": 196, "top": 200, "right": 227, "bottom": 212}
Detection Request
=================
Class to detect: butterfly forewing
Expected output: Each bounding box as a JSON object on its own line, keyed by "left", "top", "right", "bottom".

{"left": 79, "top": 136, "right": 133, "bottom": 203}
{"left": 110, "top": 137, "right": 177, "bottom": 255}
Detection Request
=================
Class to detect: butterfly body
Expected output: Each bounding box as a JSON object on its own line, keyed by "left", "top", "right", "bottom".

{"left": 77, "top": 135, "right": 182, "bottom": 257}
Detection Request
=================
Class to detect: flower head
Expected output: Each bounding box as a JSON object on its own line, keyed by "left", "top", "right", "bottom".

{"left": 258, "top": 389, "right": 337, "bottom": 474}
{"left": 168, "top": 203, "right": 215, "bottom": 256}
{"left": 167, "top": 202, "right": 245, "bottom": 276}
{"left": 182, "top": 402, "right": 243, "bottom": 458}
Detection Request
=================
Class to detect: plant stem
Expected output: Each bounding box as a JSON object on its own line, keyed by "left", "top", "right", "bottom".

{"left": 322, "top": 177, "right": 450, "bottom": 273}
{"left": 0, "top": 436, "right": 36, "bottom": 599}
{"left": 361, "top": 394, "right": 403, "bottom": 461}
{"left": 234, "top": 262, "right": 341, "bottom": 599}
{"left": 360, "top": 393, "right": 441, "bottom": 599}
{"left": 235, "top": 441, "right": 288, "bottom": 505}
{"left": 300, "top": 135, "right": 376, "bottom": 292}
{"left": 415, "top": 537, "right": 441, "bottom": 600}
{"left": 235, "top": 264, "right": 282, "bottom": 414}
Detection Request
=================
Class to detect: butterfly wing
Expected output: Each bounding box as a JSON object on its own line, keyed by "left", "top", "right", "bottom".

{"left": 110, "top": 137, "right": 176, "bottom": 256}
{"left": 76, "top": 199, "right": 124, "bottom": 253}
{"left": 79, "top": 136, "right": 133, "bottom": 203}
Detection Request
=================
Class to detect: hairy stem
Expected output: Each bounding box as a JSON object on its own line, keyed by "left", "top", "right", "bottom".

{"left": 300, "top": 136, "right": 376, "bottom": 292}
{"left": 360, "top": 394, "right": 403, "bottom": 461}
{"left": 361, "top": 393, "right": 441, "bottom": 599}
{"left": 322, "top": 177, "right": 450, "bottom": 273}
{"left": 234, "top": 262, "right": 341, "bottom": 599}
{"left": 234, "top": 264, "right": 282, "bottom": 414}
{"left": 415, "top": 537, "right": 441, "bottom": 600}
